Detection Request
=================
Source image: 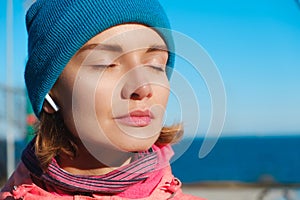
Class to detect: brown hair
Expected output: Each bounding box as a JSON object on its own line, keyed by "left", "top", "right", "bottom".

{"left": 35, "top": 111, "right": 183, "bottom": 171}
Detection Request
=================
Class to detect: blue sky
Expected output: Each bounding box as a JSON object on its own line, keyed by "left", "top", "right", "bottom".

{"left": 1, "top": 0, "right": 300, "bottom": 136}
{"left": 160, "top": 0, "right": 300, "bottom": 135}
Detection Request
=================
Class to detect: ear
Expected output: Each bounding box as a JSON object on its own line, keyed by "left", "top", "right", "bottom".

{"left": 42, "top": 100, "right": 56, "bottom": 114}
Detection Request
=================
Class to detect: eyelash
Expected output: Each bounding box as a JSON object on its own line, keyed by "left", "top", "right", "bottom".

{"left": 88, "top": 64, "right": 165, "bottom": 72}
{"left": 147, "top": 65, "right": 165, "bottom": 72}
{"left": 90, "top": 64, "right": 117, "bottom": 68}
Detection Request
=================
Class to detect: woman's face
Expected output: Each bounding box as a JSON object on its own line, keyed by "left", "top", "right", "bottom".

{"left": 50, "top": 24, "right": 170, "bottom": 155}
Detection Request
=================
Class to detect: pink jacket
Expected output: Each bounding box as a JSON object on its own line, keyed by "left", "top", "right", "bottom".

{"left": 1, "top": 162, "right": 205, "bottom": 200}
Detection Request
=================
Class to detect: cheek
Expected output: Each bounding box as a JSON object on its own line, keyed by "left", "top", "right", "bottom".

{"left": 94, "top": 74, "right": 119, "bottom": 131}
{"left": 153, "top": 85, "right": 170, "bottom": 108}
{"left": 62, "top": 68, "right": 112, "bottom": 140}
{"left": 94, "top": 84, "right": 114, "bottom": 122}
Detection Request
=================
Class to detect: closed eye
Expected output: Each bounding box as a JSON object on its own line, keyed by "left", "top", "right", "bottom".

{"left": 146, "top": 65, "right": 165, "bottom": 72}
{"left": 89, "top": 63, "right": 118, "bottom": 68}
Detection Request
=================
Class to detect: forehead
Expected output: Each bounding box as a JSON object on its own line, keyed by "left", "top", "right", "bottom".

{"left": 83, "top": 24, "right": 167, "bottom": 52}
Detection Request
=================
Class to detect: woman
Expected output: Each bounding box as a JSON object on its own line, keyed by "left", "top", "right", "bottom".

{"left": 1, "top": 0, "right": 205, "bottom": 199}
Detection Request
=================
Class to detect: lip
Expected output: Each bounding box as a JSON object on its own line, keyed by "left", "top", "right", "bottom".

{"left": 114, "top": 110, "right": 153, "bottom": 127}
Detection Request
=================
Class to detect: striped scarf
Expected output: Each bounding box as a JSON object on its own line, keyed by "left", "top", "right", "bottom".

{"left": 21, "top": 139, "right": 169, "bottom": 195}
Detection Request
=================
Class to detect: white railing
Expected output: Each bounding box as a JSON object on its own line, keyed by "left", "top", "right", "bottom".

{"left": 0, "top": 84, "right": 26, "bottom": 180}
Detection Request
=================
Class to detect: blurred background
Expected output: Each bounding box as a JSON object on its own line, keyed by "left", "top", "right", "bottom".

{"left": 1, "top": 0, "right": 300, "bottom": 199}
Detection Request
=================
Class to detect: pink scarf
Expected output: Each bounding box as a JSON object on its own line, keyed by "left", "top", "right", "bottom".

{"left": 21, "top": 139, "right": 173, "bottom": 196}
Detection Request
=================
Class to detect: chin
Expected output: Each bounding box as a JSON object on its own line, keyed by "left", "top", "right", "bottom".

{"left": 118, "top": 137, "right": 159, "bottom": 152}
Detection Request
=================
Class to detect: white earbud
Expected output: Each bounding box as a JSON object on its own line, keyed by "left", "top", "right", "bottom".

{"left": 45, "top": 94, "right": 60, "bottom": 112}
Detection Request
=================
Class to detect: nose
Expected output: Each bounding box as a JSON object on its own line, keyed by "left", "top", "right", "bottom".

{"left": 122, "top": 82, "right": 153, "bottom": 100}
{"left": 129, "top": 84, "right": 152, "bottom": 100}
{"left": 121, "top": 71, "right": 153, "bottom": 100}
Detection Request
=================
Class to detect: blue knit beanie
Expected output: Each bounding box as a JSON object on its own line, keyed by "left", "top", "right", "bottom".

{"left": 25, "top": 0, "right": 174, "bottom": 117}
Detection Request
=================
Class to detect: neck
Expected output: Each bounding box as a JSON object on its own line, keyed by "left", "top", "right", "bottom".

{"left": 57, "top": 140, "right": 133, "bottom": 176}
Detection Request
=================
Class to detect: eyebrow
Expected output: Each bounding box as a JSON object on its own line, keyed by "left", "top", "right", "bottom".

{"left": 146, "top": 45, "right": 168, "bottom": 53}
{"left": 78, "top": 43, "right": 168, "bottom": 54}
{"left": 78, "top": 43, "right": 123, "bottom": 53}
